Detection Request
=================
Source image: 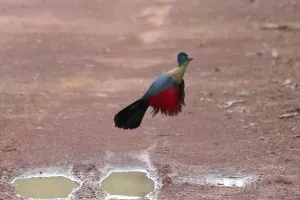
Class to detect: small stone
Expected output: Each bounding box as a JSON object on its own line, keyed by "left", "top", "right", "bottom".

{"left": 271, "top": 49, "right": 279, "bottom": 59}
{"left": 283, "top": 79, "right": 292, "bottom": 86}
{"left": 222, "top": 90, "right": 229, "bottom": 94}
{"left": 261, "top": 23, "right": 288, "bottom": 30}
{"left": 162, "top": 175, "right": 172, "bottom": 186}
{"left": 279, "top": 112, "right": 298, "bottom": 119}
{"left": 214, "top": 67, "right": 221, "bottom": 72}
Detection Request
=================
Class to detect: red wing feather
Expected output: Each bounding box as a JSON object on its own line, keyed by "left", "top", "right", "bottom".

{"left": 148, "top": 88, "right": 182, "bottom": 117}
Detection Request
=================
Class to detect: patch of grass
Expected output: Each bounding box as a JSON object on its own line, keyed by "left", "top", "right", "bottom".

{"left": 236, "top": 91, "right": 249, "bottom": 97}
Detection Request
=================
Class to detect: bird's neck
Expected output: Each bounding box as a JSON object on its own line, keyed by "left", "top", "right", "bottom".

{"left": 167, "top": 63, "right": 189, "bottom": 84}
{"left": 178, "top": 62, "right": 189, "bottom": 71}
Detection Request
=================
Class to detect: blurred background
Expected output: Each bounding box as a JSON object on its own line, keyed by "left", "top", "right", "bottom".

{"left": 0, "top": 0, "right": 300, "bottom": 199}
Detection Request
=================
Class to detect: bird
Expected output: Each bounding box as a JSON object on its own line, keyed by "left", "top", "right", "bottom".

{"left": 114, "top": 52, "right": 193, "bottom": 130}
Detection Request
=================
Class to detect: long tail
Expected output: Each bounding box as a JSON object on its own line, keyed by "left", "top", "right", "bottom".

{"left": 114, "top": 99, "right": 149, "bottom": 130}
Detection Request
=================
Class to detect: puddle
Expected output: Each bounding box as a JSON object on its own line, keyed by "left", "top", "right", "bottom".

{"left": 175, "top": 174, "right": 257, "bottom": 188}
{"left": 12, "top": 176, "right": 80, "bottom": 199}
{"left": 100, "top": 170, "right": 155, "bottom": 199}
{"left": 205, "top": 175, "right": 256, "bottom": 187}
{"left": 108, "top": 198, "right": 149, "bottom": 200}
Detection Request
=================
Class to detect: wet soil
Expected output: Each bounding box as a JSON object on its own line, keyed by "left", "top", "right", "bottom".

{"left": 0, "top": 0, "right": 300, "bottom": 199}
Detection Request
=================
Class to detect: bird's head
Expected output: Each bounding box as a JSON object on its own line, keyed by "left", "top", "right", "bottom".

{"left": 177, "top": 52, "right": 193, "bottom": 67}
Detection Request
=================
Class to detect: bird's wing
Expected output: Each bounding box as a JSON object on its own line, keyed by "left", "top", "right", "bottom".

{"left": 142, "top": 73, "right": 185, "bottom": 117}
{"left": 142, "top": 73, "right": 177, "bottom": 100}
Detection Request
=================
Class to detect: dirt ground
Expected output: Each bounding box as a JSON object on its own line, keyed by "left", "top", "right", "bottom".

{"left": 0, "top": 0, "right": 300, "bottom": 199}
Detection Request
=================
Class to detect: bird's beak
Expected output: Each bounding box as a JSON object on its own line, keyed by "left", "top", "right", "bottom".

{"left": 187, "top": 56, "right": 193, "bottom": 61}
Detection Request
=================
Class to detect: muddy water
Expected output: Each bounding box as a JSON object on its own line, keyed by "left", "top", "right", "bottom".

{"left": 108, "top": 197, "right": 150, "bottom": 200}
{"left": 101, "top": 171, "right": 155, "bottom": 198}
{"left": 108, "top": 198, "right": 149, "bottom": 200}
{"left": 12, "top": 176, "right": 79, "bottom": 198}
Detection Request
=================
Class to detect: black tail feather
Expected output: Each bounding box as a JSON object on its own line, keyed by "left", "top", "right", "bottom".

{"left": 114, "top": 99, "right": 149, "bottom": 130}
